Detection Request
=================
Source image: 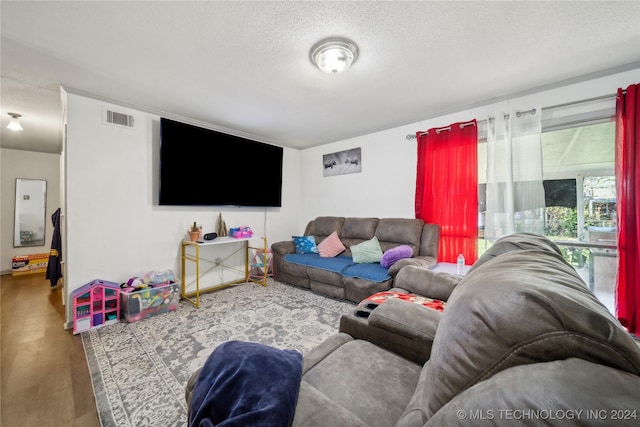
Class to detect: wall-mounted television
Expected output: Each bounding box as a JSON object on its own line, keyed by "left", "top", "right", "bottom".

{"left": 159, "top": 118, "right": 283, "bottom": 207}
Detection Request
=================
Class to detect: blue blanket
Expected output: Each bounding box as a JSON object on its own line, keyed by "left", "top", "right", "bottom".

{"left": 188, "top": 341, "right": 303, "bottom": 427}
{"left": 284, "top": 253, "right": 391, "bottom": 282}
{"left": 284, "top": 253, "right": 353, "bottom": 273}
{"left": 341, "top": 262, "right": 391, "bottom": 282}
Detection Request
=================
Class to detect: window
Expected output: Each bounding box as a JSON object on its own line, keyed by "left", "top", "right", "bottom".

{"left": 477, "top": 102, "right": 617, "bottom": 314}
{"left": 541, "top": 122, "right": 616, "bottom": 240}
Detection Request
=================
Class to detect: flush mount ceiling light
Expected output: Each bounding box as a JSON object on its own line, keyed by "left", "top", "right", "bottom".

{"left": 310, "top": 37, "right": 359, "bottom": 74}
{"left": 7, "top": 113, "right": 23, "bottom": 131}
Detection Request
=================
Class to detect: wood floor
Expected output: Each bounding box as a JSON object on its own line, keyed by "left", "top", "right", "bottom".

{"left": 1, "top": 273, "right": 100, "bottom": 427}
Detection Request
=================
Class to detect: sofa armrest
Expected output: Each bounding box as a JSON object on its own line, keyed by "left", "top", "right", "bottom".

{"left": 419, "top": 223, "right": 441, "bottom": 258}
{"left": 388, "top": 255, "right": 437, "bottom": 276}
{"left": 393, "top": 265, "right": 461, "bottom": 301}
{"left": 368, "top": 298, "right": 440, "bottom": 341}
{"left": 271, "top": 240, "right": 296, "bottom": 256}
{"left": 340, "top": 298, "right": 440, "bottom": 364}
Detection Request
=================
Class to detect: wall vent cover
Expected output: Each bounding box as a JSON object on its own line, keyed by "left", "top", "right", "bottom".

{"left": 105, "top": 110, "right": 135, "bottom": 127}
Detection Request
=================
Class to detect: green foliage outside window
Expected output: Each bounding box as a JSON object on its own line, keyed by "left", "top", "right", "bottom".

{"left": 545, "top": 207, "right": 578, "bottom": 238}
{"left": 559, "top": 246, "right": 589, "bottom": 268}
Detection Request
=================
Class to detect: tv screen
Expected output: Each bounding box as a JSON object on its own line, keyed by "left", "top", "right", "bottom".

{"left": 159, "top": 118, "right": 283, "bottom": 207}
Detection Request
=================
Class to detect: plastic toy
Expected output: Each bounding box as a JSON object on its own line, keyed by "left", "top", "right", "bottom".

{"left": 230, "top": 226, "right": 253, "bottom": 238}
{"left": 72, "top": 279, "right": 120, "bottom": 334}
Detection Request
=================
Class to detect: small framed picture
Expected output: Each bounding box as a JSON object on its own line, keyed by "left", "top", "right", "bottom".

{"left": 323, "top": 147, "right": 361, "bottom": 177}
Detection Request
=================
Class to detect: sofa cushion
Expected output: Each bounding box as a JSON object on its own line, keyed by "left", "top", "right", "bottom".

{"left": 340, "top": 217, "right": 379, "bottom": 240}
{"left": 422, "top": 235, "right": 640, "bottom": 419}
{"left": 380, "top": 245, "right": 413, "bottom": 268}
{"left": 305, "top": 217, "right": 345, "bottom": 240}
{"left": 341, "top": 218, "right": 379, "bottom": 253}
{"left": 343, "top": 277, "right": 393, "bottom": 304}
{"left": 375, "top": 218, "right": 424, "bottom": 254}
{"left": 403, "top": 357, "right": 640, "bottom": 426}
{"left": 292, "top": 235, "right": 319, "bottom": 254}
{"left": 423, "top": 358, "right": 640, "bottom": 426}
{"left": 293, "top": 382, "right": 369, "bottom": 427}
{"left": 317, "top": 231, "right": 346, "bottom": 257}
{"left": 395, "top": 362, "right": 430, "bottom": 427}
{"left": 367, "top": 298, "right": 441, "bottom": 339}
{"left": 387, "top": 256, "right": 438, "bottom": 277}
{"left": 350, "top": 236, "right": 383, "bottom": 263}
{"left": 363, "top": 291, "right": 445, "bottom": 313}
{"left": 417, "top": 223, "right": 440, "bottom": 258}
{"left": 393, "top": 265, "right": 461, "bottom": 302}
{"left": 284, "top": 254, "right": 353, "bottom": 274}
{"left": 284, "top": 254, "right": 391, "bottom": 282}
{"left": 466, "top": 232, "right": 561, "bottom": 275}
{"left": 341, "top": 262, "right": 390, "bottom": 282}
{"left": 300, "top": 338, "right": 421, "bottom": 427}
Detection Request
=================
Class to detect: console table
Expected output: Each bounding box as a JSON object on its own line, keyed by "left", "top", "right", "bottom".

{"left": 181, "top": 236, "right": 268, "bottom": 308}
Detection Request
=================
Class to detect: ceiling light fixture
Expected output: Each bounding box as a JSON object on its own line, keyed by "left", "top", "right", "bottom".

{"left": 310, "top": 37, "right": 359, "bottom": 75}
{"left": 7, "top": 113, "right": 23, "bottom": 131}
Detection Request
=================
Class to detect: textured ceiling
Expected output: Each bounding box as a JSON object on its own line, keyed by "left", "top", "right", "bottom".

{"left": 1, "top": 1, "right": 639, "bottom": 154}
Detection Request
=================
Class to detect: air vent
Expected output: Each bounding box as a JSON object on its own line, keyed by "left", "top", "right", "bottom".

{"left": 106, "top": 110, "right": 135, "bottom": 127}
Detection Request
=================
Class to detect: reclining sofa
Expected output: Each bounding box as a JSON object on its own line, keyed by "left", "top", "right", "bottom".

{"left": 271, "top": 216, "right": 440, "bottom": 303}
{"left": 187, "top": 233, "right": 640, "bottom": 427}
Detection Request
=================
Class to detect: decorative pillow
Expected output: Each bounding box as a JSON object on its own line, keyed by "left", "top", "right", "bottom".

{"left": 317, "top": 231, "right": 346, "bottom": 258}
{"left": 380, "top": 245, "right": 413, "bottom": 268}
{"left": 291, "top": 235, "right": 318, "bottom": 254}
{"left": 350, "top": 236, "right": 384, "bottom": 263}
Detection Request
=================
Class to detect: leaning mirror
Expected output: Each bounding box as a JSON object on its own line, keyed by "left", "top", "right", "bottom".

{"left": 14, "top": 178, "right": 47, "bottom": 247}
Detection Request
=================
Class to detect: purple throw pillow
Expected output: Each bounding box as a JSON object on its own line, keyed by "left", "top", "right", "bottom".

{"left": 380, "top": 245, "right": 413, "bottom": 268}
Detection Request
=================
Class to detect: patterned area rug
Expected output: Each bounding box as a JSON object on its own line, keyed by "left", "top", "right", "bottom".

{"left": 82, "top": 279, "right": 355, "bottom": 427}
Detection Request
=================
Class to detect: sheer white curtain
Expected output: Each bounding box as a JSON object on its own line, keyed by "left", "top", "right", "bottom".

{"left": 485, "top": 105, "right": 545, "bottom": 241}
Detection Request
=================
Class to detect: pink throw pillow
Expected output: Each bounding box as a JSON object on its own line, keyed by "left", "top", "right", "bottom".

{"left": 317, "top": 231, "right": 346, "bottom": 257}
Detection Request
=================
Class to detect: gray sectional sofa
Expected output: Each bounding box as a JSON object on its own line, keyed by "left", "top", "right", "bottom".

{"left": 186, "top": 233, "right": 640, "bottom": 426}
{"left": 271, "top": 216, "right": 440, "bottom": 303}
{"left": 289, "top": 232, "right": 640, "bottom": 426}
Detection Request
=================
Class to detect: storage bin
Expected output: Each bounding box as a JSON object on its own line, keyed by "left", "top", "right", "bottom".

{"left": 120, "top": 281, "right": 180, "bottom": 323}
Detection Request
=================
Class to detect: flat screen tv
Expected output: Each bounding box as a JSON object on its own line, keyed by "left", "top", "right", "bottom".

{"left": 159, "top": 118, "right": 283, "bottom": 207}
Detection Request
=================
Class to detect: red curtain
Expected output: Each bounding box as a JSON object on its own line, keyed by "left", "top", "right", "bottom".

{"left": 415, "top": 120, "right": 478, "bottom": 263}
{"left": 615, "top": 83, "right": 640, "bottom": 336}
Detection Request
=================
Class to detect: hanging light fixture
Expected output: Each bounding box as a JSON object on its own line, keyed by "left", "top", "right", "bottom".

{"left": 7, "top": 113, "right": 23, "bottom": 131}
{"left": 310, "top": 37, "right": 359, "bottom": 75}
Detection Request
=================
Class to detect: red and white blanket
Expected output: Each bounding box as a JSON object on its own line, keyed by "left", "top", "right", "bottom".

{"left": 362, "top": 291, "right": 446, "bottom": 312}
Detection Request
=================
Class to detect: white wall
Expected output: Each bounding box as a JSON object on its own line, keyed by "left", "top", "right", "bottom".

{"left": 299, "top": 69, "right": 640, "bottom": 221}
{"left": 0, "top": 148, "right": 60, "bottom": 273}
{"left": 61, "top": 68, "right": 638, "bottom": 326}
{"left": 63, "top": 92, "right": 301, "bottom": 325}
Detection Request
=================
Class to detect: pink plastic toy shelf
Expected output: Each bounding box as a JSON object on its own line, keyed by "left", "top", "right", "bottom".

{"left": 230, "top": 226, "right": 253, "bottom": 238}
{"left": 72, "top": 279, "right": 121, "bottom": 334}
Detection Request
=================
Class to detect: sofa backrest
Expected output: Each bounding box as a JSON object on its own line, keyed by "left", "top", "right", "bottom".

{"left": 375, "top": 218, "right": 424, "bottom": 255}
{"left": 417, "top": 223, "right": 439, "bottom": 259}
{"left": 418, "top": 233, "right": 640, "bottom": 419}
{"left": 340, "top": 217, "right": 379, "bottom": 256}
{"left": 466, "top": 231, "right": 562, "bottom": 275}
{"left": 304, "top": 216, "right": 345, "bottom": 242}
{"left": 305, "top": 217, "right": 433, "bottom": 259}
{"left": 424, "top": 357, "right": 640, "bottom": 426}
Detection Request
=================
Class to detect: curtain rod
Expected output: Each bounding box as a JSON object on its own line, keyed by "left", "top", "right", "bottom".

{"left": 515, "top": 108, "right": 536, "bottom": 117}
{"left": 413, "top": 120, "right": 476, "bottom": 138}
{"left": 406, "top": 93, "right": 617, "bottom": 141}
